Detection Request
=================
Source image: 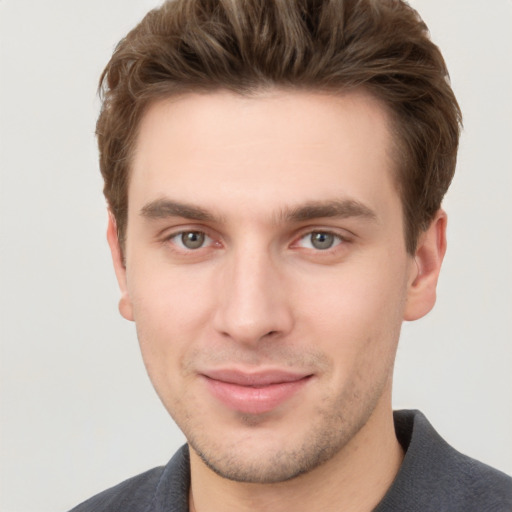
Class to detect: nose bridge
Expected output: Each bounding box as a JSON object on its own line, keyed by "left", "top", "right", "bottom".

{"left": 213, "top": 240, "right": 292, "bottom": 344}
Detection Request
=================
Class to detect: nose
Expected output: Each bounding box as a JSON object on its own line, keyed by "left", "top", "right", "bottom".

{"left": 212, "top": 246, "right": 294, "bottom": 346}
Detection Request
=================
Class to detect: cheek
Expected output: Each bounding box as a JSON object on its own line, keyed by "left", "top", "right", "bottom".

{"left": 297, "top": 259, "right": 408, "bottom": 366}
{"left": 129, "top": 259, "right": 214, "bottom": 328}
{"left": 126, "top": 265, "right": 215, "bottom": 381}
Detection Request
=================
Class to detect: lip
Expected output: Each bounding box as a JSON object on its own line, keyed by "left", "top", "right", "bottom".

{"left": 201, "top": 369, "right": 312, "bottom": 415}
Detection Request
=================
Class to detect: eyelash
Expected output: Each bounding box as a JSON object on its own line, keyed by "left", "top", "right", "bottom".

{"left": 294, "top": 230, "right": 347, "bottom": 251}
{"left": 162, "top": 228, "right": 351, "bottom": 254}
{"left": 164, "top": 230, "right": 217, "bottom": 251}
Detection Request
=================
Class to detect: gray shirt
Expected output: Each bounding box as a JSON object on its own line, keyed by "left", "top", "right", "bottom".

{"left": 69, "top": 410, "right": 512, "bottom": 511}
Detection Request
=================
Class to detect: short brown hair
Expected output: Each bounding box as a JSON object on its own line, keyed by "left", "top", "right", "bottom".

{"left": 97, "top": 0, "right": 462, "bottom": 254}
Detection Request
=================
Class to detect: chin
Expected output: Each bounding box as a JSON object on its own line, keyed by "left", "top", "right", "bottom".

{"left": 191, "top": 438, "right": 334, "bottom": 484}
{"left": 185, "top": 402, "right": 368, "bottom": 484}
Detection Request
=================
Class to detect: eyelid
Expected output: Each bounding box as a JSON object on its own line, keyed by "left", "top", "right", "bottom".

{"left": 159, "top": 222, "right": 213, "bottom": 239}
{"left": 290, "top": 227, "right": 354, "bottom": 255}
{"left": 161, "top": 225, "right": 221, "bottom": 251}
{"left": 158, "top": 224, "right": 353, "bottom": 253}
{"left": 174, "top": 231, "right": 212, "bottom": 250}
{"left": 294, "top": 226, "right": 353, "bottom": 241}
{"left": 298, "top": 231, "right": 342, "bottom": 247}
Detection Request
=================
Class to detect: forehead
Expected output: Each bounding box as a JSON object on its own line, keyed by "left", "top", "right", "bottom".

{"left": 129, "top": 89, "right": 399, "bottom": 222}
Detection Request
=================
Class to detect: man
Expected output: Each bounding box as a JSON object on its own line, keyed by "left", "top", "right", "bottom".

{"left": 70, "top": 0, "right": 512, "bottom": 510}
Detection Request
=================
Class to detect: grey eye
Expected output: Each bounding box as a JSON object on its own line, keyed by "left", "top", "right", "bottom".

{"left": 181, "top": 231, "right": 206, "bottom": 249}
{"left": 310, "top": 232, "right": 336, "bottom": 250}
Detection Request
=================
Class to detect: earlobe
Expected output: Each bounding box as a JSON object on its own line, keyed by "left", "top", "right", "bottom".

{"left": 106, "top": 212, "right": 134, "bottom": 321}
{"left": 403, "top": 210, "right": 447, "bottom": 321}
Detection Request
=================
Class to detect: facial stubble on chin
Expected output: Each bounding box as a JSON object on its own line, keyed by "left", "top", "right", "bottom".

{"left": 185, "top": 374, "right": 388, "bottom": 485}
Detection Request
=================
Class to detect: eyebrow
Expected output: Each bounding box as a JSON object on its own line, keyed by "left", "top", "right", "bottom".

{"left": 141, "top": 199, "right": 218, "bottom": 222}
{"left": 140, "top": 198, "right": 377, "bottom": 224}
{"left": 281, "top": 199, "right": 377, "bottom": 223}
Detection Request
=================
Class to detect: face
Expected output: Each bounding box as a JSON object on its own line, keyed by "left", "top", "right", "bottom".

{"left": 109, "top": 90, "right": 442, "bottom": 483}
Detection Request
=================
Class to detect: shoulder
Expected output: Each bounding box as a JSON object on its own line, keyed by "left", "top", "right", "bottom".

{"left": 438, "top": 446, "right": 512, "bottom": 511}
{"left": 376, "top": 410, "right": 512, "bottom": 512}
{"left": 68, "top": 445, "right": 190, "bottom": 512}
{"left": 68, "top": 466, "right": 166, "bottom": 512}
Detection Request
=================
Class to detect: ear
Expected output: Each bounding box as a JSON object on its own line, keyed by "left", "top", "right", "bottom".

{"left": 403, "top": 210, "right": 447, "bottom": 321}
{"left": 106, "top": 212, "right": 134, "bottom": 321}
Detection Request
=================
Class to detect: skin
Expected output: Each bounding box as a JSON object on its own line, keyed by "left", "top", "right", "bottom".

{"left": 108, "top": 90, "right": 446, "bottom": 512}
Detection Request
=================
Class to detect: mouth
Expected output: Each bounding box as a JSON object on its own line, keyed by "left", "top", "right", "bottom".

{"left": 201, "top": 369, "right": 313, "bottom": 415}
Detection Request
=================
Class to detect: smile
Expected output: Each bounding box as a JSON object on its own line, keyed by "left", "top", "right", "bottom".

{"left": 201, "top": 369, "right": 313, "bottom": 415}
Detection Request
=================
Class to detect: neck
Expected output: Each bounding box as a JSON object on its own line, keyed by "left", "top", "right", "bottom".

{"left": 188, "top": 397, "right": 403, "bottom": 512}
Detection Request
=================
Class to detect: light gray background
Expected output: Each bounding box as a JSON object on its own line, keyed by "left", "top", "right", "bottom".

{"left": 1, "top": 1, "right": 511, "bottom": 511}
